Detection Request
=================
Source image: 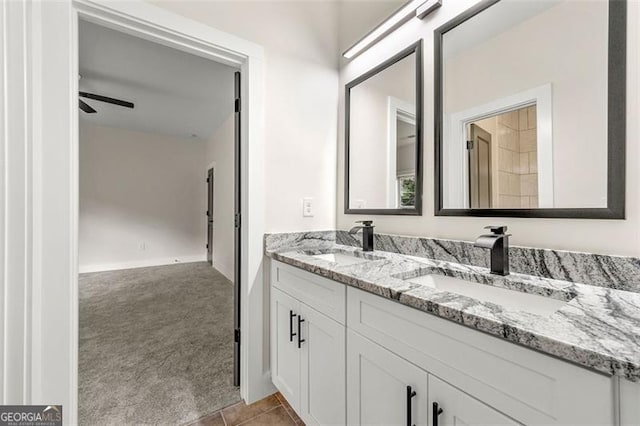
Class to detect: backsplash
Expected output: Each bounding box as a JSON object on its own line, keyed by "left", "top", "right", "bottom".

{"left": 264, "top": 230, "right": 337, "bottom": 253}
{"left": 264, "top": 230, "right": 640, "bottom": 293}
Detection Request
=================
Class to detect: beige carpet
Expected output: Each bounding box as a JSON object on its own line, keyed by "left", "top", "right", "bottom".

{"left": 79, "top": 262, "right": 241, "bottom": 425}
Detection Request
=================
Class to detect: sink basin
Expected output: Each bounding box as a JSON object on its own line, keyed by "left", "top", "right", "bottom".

{"left": 312, "top": 252, "right": 371, "bottom": 266}
{"left": 302, "top": 249, "right": 383, "bottom": 266}
{"left": 405, "top": 274, "right": 568, "bottom": 316}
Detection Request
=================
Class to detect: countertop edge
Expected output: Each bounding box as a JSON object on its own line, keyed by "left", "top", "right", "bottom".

{"left": 265, "top": 249, "right": 640, "bottom": 383}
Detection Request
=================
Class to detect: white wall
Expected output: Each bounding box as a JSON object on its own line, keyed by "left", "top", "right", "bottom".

{"left": 150, "top": 0, "right": 340, "bottom": 233}
{"left": 79, "top": 123, "right": 207, "bottom": 272}
{"left": 206, "top": 114, "right": 236, "bottom": 281}
{"left": 338, "top": 0, "right": 640, "bottom": 257}
{"left": 443, "top": 1, "right": 608, "bottom": 208}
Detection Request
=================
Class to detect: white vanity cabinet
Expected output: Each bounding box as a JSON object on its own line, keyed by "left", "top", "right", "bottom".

{"left": 346, "top": 286, "right": 615, "bottom": 425}
{"left": 270, "top": 260, "right": 628, "bottom": 426}
{"left": 271, "top": 287, "right": 302, "bottom": 410}
{"left": 347, "top": 329, "right": 428, "bottom": 425}
{"left": 270, "top": 262, "right": 346, "bottom": 426}
{"left": 428, "top": 375, "right": 520, "bottom": 426}
{"left": 346, "top": 329, "right": 517, "bottom": 426}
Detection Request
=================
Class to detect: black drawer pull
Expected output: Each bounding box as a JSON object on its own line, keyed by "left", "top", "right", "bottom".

{"left": 406, "top": 385, "right": 417, "bottom": 426}
{"left": 433, "top": 402, "right": 443, "bottom": 426}
{"left": 289, "top": 310, "right": 297, "bottom": 342}
{"left": 297, "top": 316, "right": 305, "bottom": 348}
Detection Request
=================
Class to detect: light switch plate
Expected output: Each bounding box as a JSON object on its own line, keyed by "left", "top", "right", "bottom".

{"left": 302, "top": 197, "right": 314, "bottom": 217}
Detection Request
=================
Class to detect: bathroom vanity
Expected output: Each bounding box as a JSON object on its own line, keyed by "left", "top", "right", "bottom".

{"left": 266, "top": 232, "right": 640, "bottom": 426}
{"left": 270, "top": 0, "right": 638, "bottom": 423}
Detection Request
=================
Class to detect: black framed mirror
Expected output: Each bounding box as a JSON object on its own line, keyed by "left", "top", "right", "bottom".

{"left": 434, "top": 0, "right": 626, "bottom": 219}
{"left": 345, "top": 40, "right": 423, "bottom": 215}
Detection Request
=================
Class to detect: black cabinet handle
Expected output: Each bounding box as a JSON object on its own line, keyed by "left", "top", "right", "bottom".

{"left": 297, "top": 316, "right": 305, "bottom": 348}
{"left": 289, "top": 310, "right": 297, "bottom": 342}
{"left": 406, "top": 385, "right": 417, "bottom": 426}
{"left": 432, "top": 402, "right": 443, "bottom": 426}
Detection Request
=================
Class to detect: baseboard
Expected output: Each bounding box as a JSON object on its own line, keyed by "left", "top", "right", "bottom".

{"left": 213, "top": 260, "right": 234, "bottom": 282}
{"left": 79, "top": 255, "right": 207, "bottom": 273}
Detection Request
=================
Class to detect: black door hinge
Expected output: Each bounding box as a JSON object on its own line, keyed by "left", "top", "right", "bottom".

{"left": 207, "top": 177, "right": 210, "bottom": 183}
{"left": 206, "top": 243, "right": 209, "bottom": 249}
{"left": 234, "top": 328, "right": 241, "bottom": 343}
{"left": 235, "top": 98, "right": 241, "bottom": 113}
{"left": 466, "top": 140, "right": 474, "bottom": 150}
{"left": 234, "top": 213, "right": 241, "bottom": 228}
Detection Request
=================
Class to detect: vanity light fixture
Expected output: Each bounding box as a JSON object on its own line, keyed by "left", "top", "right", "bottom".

{"left": 342, "top": 0, "right": 441, "bottom": 60}
{"left": 416, "top": 0, "right": 442, "bottom": 19}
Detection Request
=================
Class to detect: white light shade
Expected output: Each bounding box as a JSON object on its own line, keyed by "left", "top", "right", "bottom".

{"left": 416, "top": 0, "right": 442, "bottom": 19}
{"left": 343, "top": 0, "right": 426, "bottom": 59}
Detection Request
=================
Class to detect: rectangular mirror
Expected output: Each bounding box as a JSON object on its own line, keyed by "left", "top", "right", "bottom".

{"left": 345, "top": 41, "right": 423, "bottom": 215}
{"left": 435, "top": 0, "right": 626, "bottom": 218}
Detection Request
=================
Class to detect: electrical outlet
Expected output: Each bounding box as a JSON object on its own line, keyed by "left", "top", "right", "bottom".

{"left": 302, "top": 197, "right": 314, "bottom": 217}
{"left": 138, "top": 241, "right": 146, "bottom": 251}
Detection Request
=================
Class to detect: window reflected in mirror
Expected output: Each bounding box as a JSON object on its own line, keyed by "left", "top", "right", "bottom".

{"left": 346, "top": 41, "right": 422, "bottom": 214}
{"left": 396, "top": 108, "right": 416, "bottom": 208}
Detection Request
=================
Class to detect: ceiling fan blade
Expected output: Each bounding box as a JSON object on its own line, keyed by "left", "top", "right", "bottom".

{"left": 79, "top": 91, "right": 134, "bottom": 109}
{"left": 79, "top": 99, "right": 97, "bottom": 114}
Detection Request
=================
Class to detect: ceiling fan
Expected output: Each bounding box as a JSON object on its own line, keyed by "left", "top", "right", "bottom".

{"left": 78, "top": 91, "right": 135, "bottom": 114}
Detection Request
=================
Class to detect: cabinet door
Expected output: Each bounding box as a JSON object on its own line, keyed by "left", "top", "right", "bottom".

{"left": 428, "top": 375, "right": 520, "bottom": 426}
{"left": 271, "top": 287, "right": 301, "bottom": 411}
{"left": 299, "top": 303, "right": 346, "bottom": 426}
{"left": 347, "top": 330, "right": 428, "bottom": 426}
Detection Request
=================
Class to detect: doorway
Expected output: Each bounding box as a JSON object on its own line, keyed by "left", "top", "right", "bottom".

{"left": 207, "top": 167, "right": 214, "bottom": 265}
{"left": 468, "top": 123, "right": 492, "bottom": 209}
{"left": 76, "top": 17, "right": 243, "bottom": 424}
{"left": 33, "top": 1, "right": 268, "bottom": 420}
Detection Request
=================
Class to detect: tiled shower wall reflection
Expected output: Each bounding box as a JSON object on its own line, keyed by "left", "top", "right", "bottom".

{"left": 473, "top": 105, "right": 538, "bottom": 208}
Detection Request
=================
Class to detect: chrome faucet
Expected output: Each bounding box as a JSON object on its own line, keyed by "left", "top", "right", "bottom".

{"left": 349, "top": 220, "right": 374, "bottom": 252}
{"left": 474, "top": 226, "right": 511, "bottom": 276}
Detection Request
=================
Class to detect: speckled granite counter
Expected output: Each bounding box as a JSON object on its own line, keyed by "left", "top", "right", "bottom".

{"left": 264, "top": 231, "right": 640, "bottom": 382}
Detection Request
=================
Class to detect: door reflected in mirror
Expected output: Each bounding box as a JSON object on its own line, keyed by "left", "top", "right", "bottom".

{"left": 346, "top": 41, "right": 422, "bottom": 215}
{"left": 435, "top": 0, "right": 626, "bottom": 218}
{"left": 467, "top": 104, "right": 539, "bottom": 209}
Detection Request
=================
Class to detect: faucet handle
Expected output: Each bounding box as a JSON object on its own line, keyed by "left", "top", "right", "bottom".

{"left": 484, "top": 225, "right": 507, "bottom": 235}
{"left": 357, "top": 220, "right": 374, "bottom": 227}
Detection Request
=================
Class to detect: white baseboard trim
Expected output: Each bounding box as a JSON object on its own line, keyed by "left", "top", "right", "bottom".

{"left": 79, "top": 255, "right": 207, "bottom": 273}
{"left": 213, "top": 260, "right": 234, "bottom": 282}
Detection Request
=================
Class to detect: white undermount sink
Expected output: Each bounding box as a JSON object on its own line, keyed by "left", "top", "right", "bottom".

{"left": 312, "top": 252, "right": 371, "bottom": 266}
{"left": 406, "top": 274, "right": 569, "bottom": 316}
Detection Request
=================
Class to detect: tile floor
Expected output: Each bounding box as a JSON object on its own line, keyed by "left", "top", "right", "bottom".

{"left": 186, "top": 392, "right": 304, "bottom": 426}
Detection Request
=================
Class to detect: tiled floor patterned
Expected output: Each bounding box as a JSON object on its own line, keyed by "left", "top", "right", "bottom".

{"left": 186, "top": 392, "right": 304, "bottom": 426}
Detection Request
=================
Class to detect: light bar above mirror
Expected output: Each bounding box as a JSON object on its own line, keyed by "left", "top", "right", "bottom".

{"left": 342, "top": 0, "right": 441, "bottom": 60}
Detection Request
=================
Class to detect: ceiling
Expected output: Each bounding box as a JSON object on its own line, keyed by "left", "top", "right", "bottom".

{"left": 79, "top": 19, "right": 237, "bottom": 140}
{"left": 443, "top": 0, "right": 562, "bottom": 60}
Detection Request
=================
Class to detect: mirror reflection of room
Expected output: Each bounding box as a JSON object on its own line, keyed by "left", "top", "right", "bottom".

{"left": 441, "top": 0, "right": 609, "bottom": 211}
{"left": 348, "top": 51, "right": 418, "bottom": 211}
{"left": 467, "top": 104, "right": 538, "bottom": 209}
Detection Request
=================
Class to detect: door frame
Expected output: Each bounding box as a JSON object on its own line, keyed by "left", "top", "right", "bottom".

{"left": 468, "top": 123, "right": 492, "bottom": 209}
{"left": 444, "top": 84, "right": 554, "bottom": 209}
{"left": 386, "top": 96, "right": 416, "bottom": 208}
{"left": 28, "top": 0, "right": 270, "bottom": 422}
{"left": 206, "top": 162, "right": 216, "bottom": 265}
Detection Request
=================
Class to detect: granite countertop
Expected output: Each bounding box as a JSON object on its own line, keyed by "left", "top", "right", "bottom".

{"left": 265, "top": 241, "right": 640, "bottom": 382}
